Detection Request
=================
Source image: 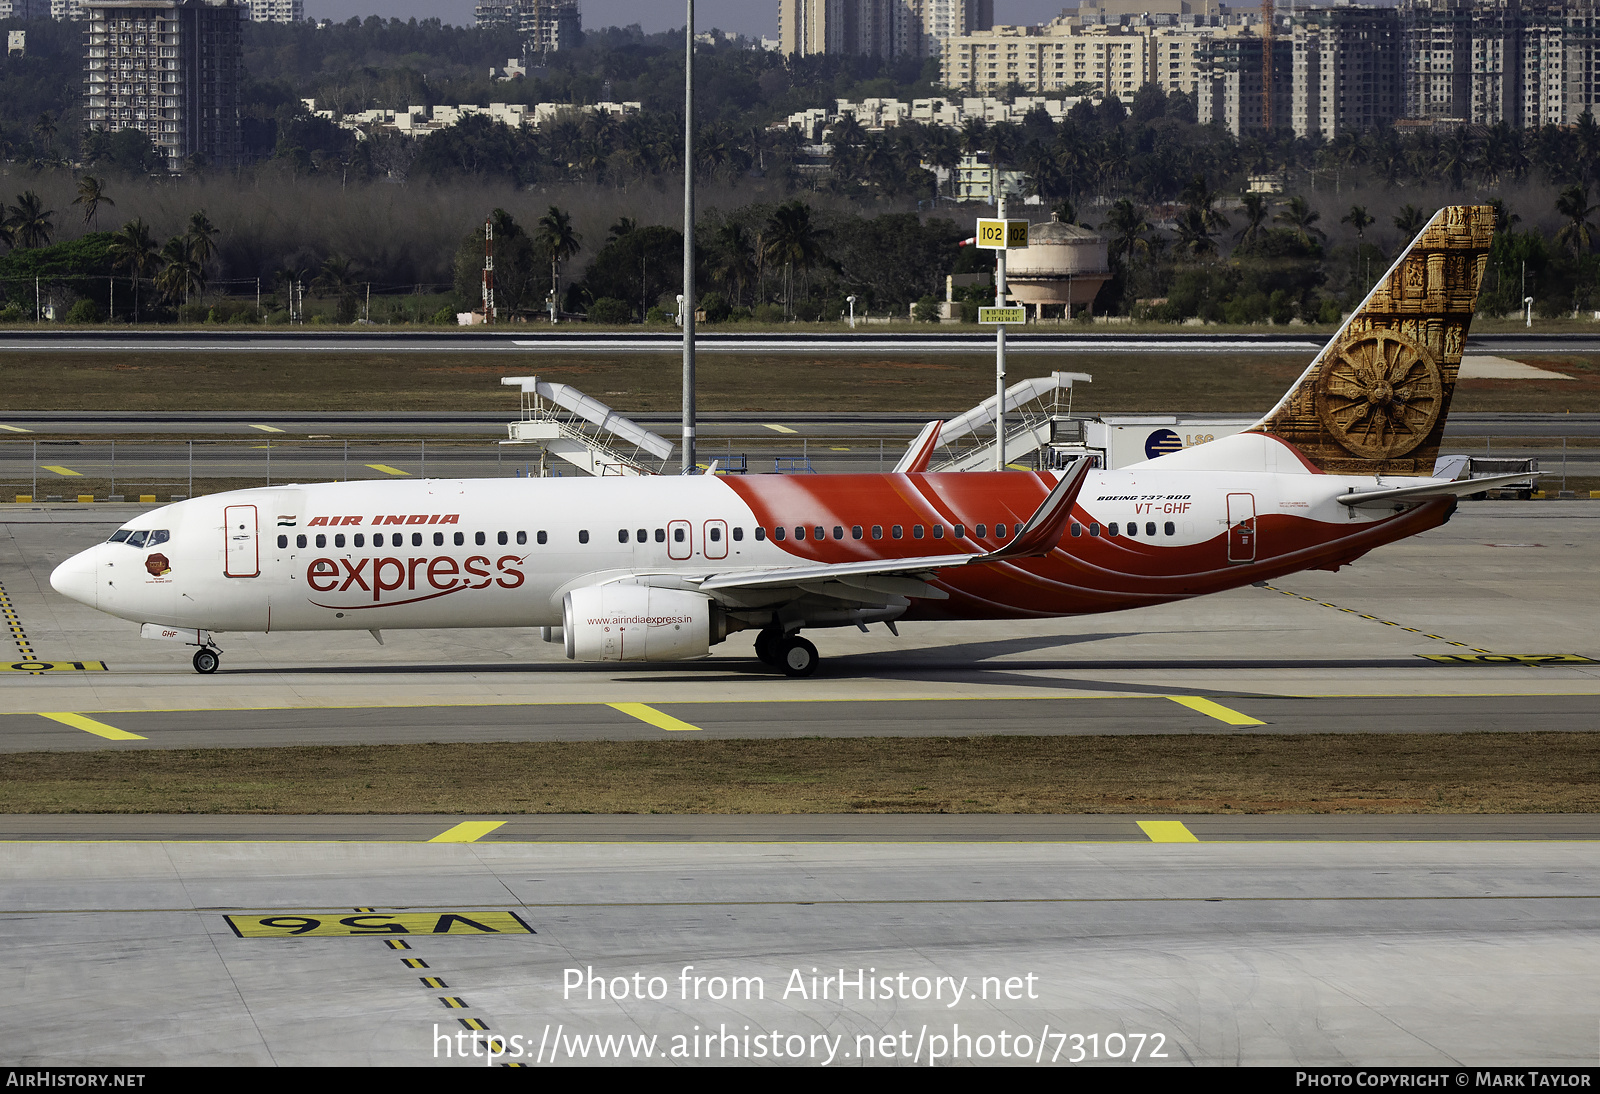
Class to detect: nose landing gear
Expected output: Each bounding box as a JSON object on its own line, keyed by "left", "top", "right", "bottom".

{"left": 191, "top": 645, "right": 222, "bottom": 674}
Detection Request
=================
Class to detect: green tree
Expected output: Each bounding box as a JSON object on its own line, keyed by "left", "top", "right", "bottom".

{"left": 72, "top": 177, "right": 114, "bottom": 230}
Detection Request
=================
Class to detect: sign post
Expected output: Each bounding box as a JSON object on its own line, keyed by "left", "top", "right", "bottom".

{"left": 976, "top": 208, "right": 1029, "bottom": 470}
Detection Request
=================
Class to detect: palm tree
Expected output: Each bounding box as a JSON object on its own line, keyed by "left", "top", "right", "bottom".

{"left": 6, "top": 191, "right": 55, "bottom": 249}
{"left": 711, "top": 221, "right": 757, "bottom": 307}
{"left": 1235, "top": 193, "right": 1272, "bottom": 247}
{"left": 1392, "top": 204, "right": 1428, "bottom": 240}
{"left": 155, "top": 235, "right": 205, "bottom": 306}
{"left": 108, "top": 219, "right": 160, "bottom": 321}
{"left": 536, "top": 206, "right": 581, "bottom": 305}
{"left": 1341, "top": 205, "right": 1375, "bottom": 240}
{"left": 33, "top": 112, "right": 57, "bottom": 159}
{"left": 1274, "top": 195, "right": 1325, "bottom": 248}
{"left": 607, "top": 217, "right": 637, "bottom": 244}
{"left": 1555, "top": 185, "right": 1598, "bottom": 257}
{"left": 1100, "top": 198, "right": 1151, "bottom": 267}
{"left": 763, "top": 200, "right": 829, "bottom": 318}
{"left": 72, "top": 176, "right": 113, "bottom": 229}
{"left": 185, "top": 211, "right": 220, "bottom": 267}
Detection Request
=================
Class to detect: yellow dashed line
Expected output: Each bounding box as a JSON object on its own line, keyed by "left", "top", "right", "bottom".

{"left": 608, "top": 702, "right": 704, "bottom": 733}
{"left": 1167, "top": 696, "right": 1265, "bottom": 726}
{"left": 1262, "top": 584, "right": 1495, "bottom": 654}
{"left": 38, "top": 712, "right": 146, "bottom": 741}
{"left": 428, "top": 821, "right": 506, "bottom": 843}
{"left": 366, "top": 464, "right": 409, "bottom": 476}
{"left": 40, "top": 465, "right": 81, "bottom": 477}
{"left": 1138, "top": 821, "right": 1199, "bottom": 843}
{"left": 439, "top": 997, "right": 469, "bottom": 1009}
{"left": 403, "top": 958, "right": 429, "bottom": 969}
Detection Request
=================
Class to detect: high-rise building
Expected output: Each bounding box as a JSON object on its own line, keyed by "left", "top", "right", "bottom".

{"left": 243, "top": 0, "right": 301, "bottom": 23}
{"left": 1290, "top": 4, "right": 1401, "bottom": 138}
{"left": 476, "top": 0, "right": 580, "bottom": 55}
{"left": 83, "top": 0, "right": 244, "bottom": 172}
{"left": 780, "top": 0, "right": 990, "bottom": 61}
{"left": 0, "top": 0, "right": 52, "bottom": 18}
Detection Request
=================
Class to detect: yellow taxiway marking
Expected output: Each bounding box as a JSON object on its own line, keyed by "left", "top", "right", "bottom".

{"left": 428, "top": 821, "right": 506, "bottom": 843}
{"left": 609, "top": 701, "right": 704, "bottom": 732}
{"left": 39, "top": 712, "right": 145, "bottom": 740}
{"left": 1167, "top": 696, "right": 1266, "bottom": 726}
{"left": 1423, "top": 653, "right": 1597, "bottom": 665}
{"left": 227, "top": 911, "right": 533, "bottom": 937}
{"left": 40, "top": 465, "right": 81, "bottom": 477}
{"left": 1137, "top": 821, "right": 1199, "bottom": 843}
{"left": 763, "top": 423, "right": 797, "bottom": 434}
{"left": 249, "top": 424, "right": 285, "bottom": 433}
{"left": 0, "top": 424, "right": 33, "bottom": 433}
{"left": 366, "top": 464, "right": 410, "bottom": 476}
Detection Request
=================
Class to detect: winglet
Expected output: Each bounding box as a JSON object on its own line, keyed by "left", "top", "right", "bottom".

{"left": 893, "top": 420, "right": 945, "bottom": 474}
{"left": 981, "top": 457, "right": 1092, "bottom": 562}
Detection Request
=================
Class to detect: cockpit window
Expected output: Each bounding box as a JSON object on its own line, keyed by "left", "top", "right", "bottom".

{"left": 111, "top": 528, "right": 169, "bottom": 548}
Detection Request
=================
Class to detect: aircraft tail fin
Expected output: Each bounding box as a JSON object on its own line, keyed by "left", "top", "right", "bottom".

{"left": 1246, "top": 205, "right": 1495, "bottom": 476}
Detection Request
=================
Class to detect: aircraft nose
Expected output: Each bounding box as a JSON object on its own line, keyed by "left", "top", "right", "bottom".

{"left": 50, "top": 548, "right": 97, "bottom": 609}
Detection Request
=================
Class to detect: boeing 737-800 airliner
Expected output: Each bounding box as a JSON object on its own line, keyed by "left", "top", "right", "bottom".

{"left": 51, "top": 206, "right": 1521, "bottom": 676}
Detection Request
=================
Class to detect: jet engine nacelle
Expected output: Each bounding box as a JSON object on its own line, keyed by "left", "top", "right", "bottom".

{"left": 563, "top": 585, "right": 720, "bottom": 662}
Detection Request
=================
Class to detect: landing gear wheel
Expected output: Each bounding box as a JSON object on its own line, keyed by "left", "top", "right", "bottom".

{"left": 753, "top": 628, "right": 782, "bottom": 666}
{"left": 192, "top": 647, "right": 220, "bottom": 675}
{"left": 777, "top": 635, "right": 818, "bottom": 678}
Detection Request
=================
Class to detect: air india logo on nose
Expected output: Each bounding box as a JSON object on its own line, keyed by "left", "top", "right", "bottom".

{"left": 145, "top": 553, "right": 171, "bottom": 578}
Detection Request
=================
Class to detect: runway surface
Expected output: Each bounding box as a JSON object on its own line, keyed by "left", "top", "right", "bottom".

{"left": 3, "top": 499, "right": 1598, "bottom": 1066}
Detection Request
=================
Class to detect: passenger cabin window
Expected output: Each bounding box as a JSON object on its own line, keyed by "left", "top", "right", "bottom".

{"left": 316, "top": 534, "right": 327, "bottom": 548}
{"left": 498, "top": 531, "right": 508, "bottom": 546}
{"left": 517, "top": 531, "right": 527, "bottom": 545}
{"left": 755, "top": 527, "right": 766, "bottom": 541}
{"left": 578, "top": 530, "right": 589, "bottom": 544}
{"left": 852, "top": 526, "right": 863, "bottom": 540}
{"left": 954, "top": 525, "right": 966, "bottom": 539}
{"left": 1164, "top": 522, "right": 1175, "bottom": 536}
{"left": 975, "top": 524, "right": 987, "bottom": 538}
{"left": 710, "top": 527, "right": 722, "bottom": 542}
{"left": 536, "top": 531, "right": 547, "bottom": 545}
{"left": 732, "top": 528, "right": 744, "bottom": 542}
{"left": 995, "top": 524, "right": 1008, "bottom": 540}
{"left": 1107, "top": 523, "right": 1119, "bottom": 537}
{"left": 872, "top": 526, "right": 883, "bottom": 539}
{"left": 1126, "top": 522, "right": 1138, "bottom": 537}
{"left": 433, "top": 532, "right": 443, "bottom": 546}
{"left": 1070, "top": 523, "right": 1082, "bottom": 537}
{"left": 412, "top": 532, "right": 423, "bottom": 547}
{"left": 655, "top": 529, "right": 666, "bottom": 543}
{"left": 814, "top": 526, "right": 825, "bottom": 541}
{"left": 475, "top": 532, "right": 486, "bottom": 546}
{"left": 296, "top": 534, "right": 307, "bottom": 549}
{"left": 618, "top": 529, "right": 630, "bottom": 543}
{"left": 335, "top": 534, "right": 345, "bottom": 548}
{"left": 277, "top": 534, "right": 287, "bottom": 548}
{"left": 892, "top": 525, "right": 903, "bottom": 539}
{"left": 636, "top": 529, "right": 646, "bottom": 543}
{"left": 674, "top": 528, "right": 685, "bottom": 543}
{"left": 932, "top": 525, "right": 944, "bottom": 539}
{"left": 1089, "top": 523, "right": 1100, "bottom": 536}
{"left": 773, "top": 527, "right": 786, "bottom": 541}
{"left": 354, "top": 534, "right": 365, "bottom": 548}
{"left": 454, "top": 532, "right": 464, "bottom": 547}
{"left": 794, "top": 527, "right": 806, "bottom": 541}
{"left": 833, "top": 526, "right": 843, "bottom": 540}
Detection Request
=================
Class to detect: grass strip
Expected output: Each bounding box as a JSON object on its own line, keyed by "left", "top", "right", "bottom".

{"left": 3, "top": 733, "right": 1597, "bottom": 815}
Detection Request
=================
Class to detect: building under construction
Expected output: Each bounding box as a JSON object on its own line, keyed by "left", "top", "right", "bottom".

{"left": 474, "top": 0, "right": 581, "bottom": 56}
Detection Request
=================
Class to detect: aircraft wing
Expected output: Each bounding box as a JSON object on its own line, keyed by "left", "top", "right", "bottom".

{"left": 697, "top": 456, "right": 1090, "bottom": 595}
{"left": 892, "top": 420, "right": 945, "bottom": 474}
{"left": 1335, "top": 472, "right": 1538, "bottom": 508}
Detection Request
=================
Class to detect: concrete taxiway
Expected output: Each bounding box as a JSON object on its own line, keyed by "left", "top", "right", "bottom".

{"left": 2, "top": 499, "right": 1598, "bottom": 1066}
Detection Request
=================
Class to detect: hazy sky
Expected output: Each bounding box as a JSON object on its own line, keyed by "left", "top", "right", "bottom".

{"left": 306, "top": 2, "right": 1076, "bottom": 38}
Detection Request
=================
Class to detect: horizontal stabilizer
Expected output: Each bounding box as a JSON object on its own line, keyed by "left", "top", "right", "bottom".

{"left": 1335, "top": 472, "right": 1538, "bottom": 508}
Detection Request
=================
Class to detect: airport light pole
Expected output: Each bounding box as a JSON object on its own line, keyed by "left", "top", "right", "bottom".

{"left": 994, "top": 188, "right": 1008, "bottom": 471}
{"left": 681, "top": 0, "right": 696, "bottom": 474}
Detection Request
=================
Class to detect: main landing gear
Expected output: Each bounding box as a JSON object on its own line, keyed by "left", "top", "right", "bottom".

{"left": 753, "top": 628, "right": 819, "bottom": 678}
{"left": 191, "top": 645, "right": 222, "bottom": 674}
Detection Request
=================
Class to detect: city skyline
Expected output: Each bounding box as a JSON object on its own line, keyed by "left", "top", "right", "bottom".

{"left": 303, "top": 0, "right": 1079, "bottom": 38}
